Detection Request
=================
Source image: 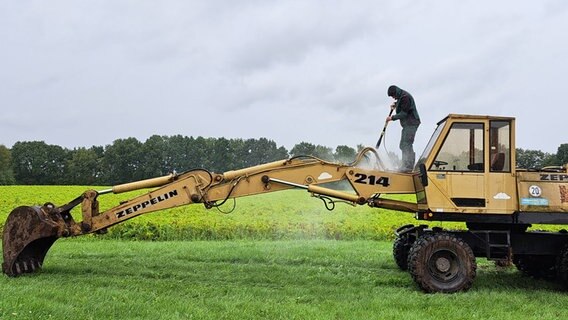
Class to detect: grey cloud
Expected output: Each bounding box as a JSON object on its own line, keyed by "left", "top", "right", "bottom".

{"left": 0, "top": 0, "right": 566, "bottom": 154}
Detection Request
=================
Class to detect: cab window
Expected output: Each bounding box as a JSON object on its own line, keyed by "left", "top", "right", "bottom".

{"left": 431, "top": 123, "right": 484, "bottom": 171}
{"left": 489, "top": 121, "right": 511, "bottom": 172}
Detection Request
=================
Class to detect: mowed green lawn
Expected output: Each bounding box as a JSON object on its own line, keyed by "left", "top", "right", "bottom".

{"left": 1, "top": 239, "right": 568, "bottom": 320}
{"left": 1, "top": 186, "right": 568, "bottom": 319}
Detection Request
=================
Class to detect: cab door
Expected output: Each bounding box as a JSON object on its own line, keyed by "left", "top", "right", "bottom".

{"left": 485, "top": 120, "right": 517, "bottom": 214}
{"left": 426, "top": 121, "right": 486, "bottom": 213}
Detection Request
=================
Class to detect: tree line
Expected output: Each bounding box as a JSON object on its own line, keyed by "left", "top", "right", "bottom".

{"left": 516, "top": 147, "right": 568, "bottom": 169}
{"left": 0, "top": 136, "right": 566, "bottom": 186}
{"left": 0, "top": 136, "right": 361, "bottom": 185}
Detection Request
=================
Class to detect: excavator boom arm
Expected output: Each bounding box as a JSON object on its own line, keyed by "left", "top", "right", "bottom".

{"left": 2, "top": 148, "right": 418, "bottom": 276}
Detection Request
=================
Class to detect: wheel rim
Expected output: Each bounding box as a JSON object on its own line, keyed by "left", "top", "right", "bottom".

{"left": 427, "top": 249, "right": 460, "bottom": 282}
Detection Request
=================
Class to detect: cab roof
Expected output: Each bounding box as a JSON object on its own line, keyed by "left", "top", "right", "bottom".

{"left": 437, "top": 114, "right": 516, "bottom": 125}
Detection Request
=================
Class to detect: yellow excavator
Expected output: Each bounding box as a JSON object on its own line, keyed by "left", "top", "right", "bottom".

{"left": 3, "top": 114, "right": 568, "bottom": 293}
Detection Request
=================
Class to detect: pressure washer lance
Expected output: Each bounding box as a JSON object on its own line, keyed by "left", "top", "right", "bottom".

{"left": 375, "top": 103, "right": 396, "bottom": 149}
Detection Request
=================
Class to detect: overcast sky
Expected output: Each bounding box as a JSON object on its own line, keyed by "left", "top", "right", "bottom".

{"left": 1, "top": 1, "right": 567, "bottom": 157}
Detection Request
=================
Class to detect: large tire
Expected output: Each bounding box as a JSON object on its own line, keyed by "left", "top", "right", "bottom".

{"left": 556, "top": 245, "right": 568, "bottom": 287}
{"left": 408, "top": 233, "right": 477, "bottom": 293}
{"left": 513, "top": 254, "right": 557, "bottom": 280}
{"left": 393, "top": 233, "right": 412, "bottom": 271}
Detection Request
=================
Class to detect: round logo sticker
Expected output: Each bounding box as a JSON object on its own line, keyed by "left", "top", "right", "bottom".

{"left": 529, "top": 185, "right": 542, "bottom": 197}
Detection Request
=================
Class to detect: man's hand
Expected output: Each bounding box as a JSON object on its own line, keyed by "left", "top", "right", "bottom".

{"left": 386, "top": 101, "right": 396, "bottom": 122}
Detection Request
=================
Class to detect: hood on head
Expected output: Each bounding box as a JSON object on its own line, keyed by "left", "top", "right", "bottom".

{"left": 387, "top": 85, "right": 402, "bottom": 99}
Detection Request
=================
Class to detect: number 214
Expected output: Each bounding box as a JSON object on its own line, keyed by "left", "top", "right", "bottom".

{"left": 354, "top": 173, "right": 390, "bottom": 187}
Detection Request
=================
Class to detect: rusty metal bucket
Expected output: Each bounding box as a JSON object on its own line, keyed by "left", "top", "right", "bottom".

{"left": 2, "top": 205, "right": 66, "bottom": 277}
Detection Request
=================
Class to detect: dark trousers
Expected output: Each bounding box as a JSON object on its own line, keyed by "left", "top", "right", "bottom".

{"left": 400, "top": 125, "right": 419, "bottom": 171}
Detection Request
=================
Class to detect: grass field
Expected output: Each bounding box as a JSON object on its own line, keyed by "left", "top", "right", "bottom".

{"left": 1, "top": 239, "right": 568, "bottom": 320}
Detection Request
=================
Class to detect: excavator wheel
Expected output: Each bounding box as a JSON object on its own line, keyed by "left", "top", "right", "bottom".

{"left": 2, "top": 205, "right": 65, "bottom": 277}
{"left": 557, "top": 244, "right": 568, "bottom": 288}
{"left": 392, "top": 233, "right": 413, "bottom": 271}
{"left": 408, "top": 233, "right": 477, "bottom": 293}
{"left": 513, "top": 254, "right": 557, "bottom": 280}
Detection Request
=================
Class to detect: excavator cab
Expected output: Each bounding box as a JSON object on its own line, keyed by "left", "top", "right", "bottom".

{"left": 416, "top": 114, "right": 518, "bottom": 217}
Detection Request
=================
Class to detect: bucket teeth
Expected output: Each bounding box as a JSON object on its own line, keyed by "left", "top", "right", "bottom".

{"left": 10, "top": 259, "right": 43, "bottom": 276}
{"left": 31, "top": 259, "right": 39, "bottom": 272}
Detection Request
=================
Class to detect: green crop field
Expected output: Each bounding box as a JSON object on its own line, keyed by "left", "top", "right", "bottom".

{"left": 0, "top": 185, "right": 559, "bottom": 241}
{"left": 1, "top": 186, "right": 568, "bottom": 319}
{"left": 0, "top": 185, "right": 446, "bottom": 241}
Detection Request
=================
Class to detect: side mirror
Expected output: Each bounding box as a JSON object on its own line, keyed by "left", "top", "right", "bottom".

{"left": 419, "top": 163, "right": 428, "bottom": 187}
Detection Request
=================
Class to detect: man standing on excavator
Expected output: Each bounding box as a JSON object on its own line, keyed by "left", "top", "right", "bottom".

{"left": 386, "top": 85, "right": 421, "bottom": 172}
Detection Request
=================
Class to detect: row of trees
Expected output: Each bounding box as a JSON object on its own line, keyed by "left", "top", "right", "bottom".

{"left": 0, "top": 136, "right": 360, "bottom": 186}
{"left": 0, "top": 136, "right": 567, "bottom": 186}
{"left": 516, "top": 147, "right": 568, "bottom": 169}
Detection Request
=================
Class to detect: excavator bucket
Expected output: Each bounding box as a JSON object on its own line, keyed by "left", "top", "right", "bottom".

{"left": 2, "top": 205, "right": 66, "bottom": 277}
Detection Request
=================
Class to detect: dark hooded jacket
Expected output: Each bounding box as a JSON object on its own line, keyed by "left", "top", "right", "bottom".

{"left": 389, "top": 86, "right": 421, "bottom": 127}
